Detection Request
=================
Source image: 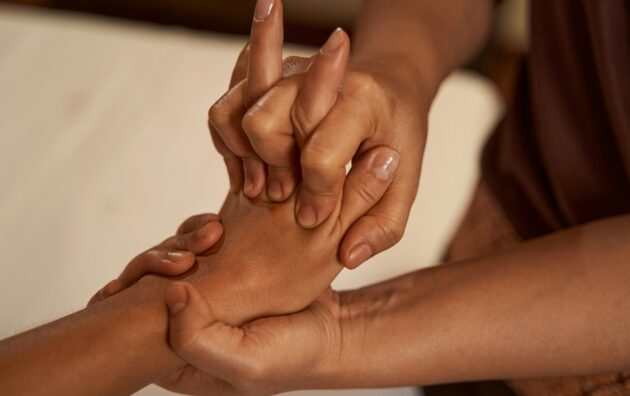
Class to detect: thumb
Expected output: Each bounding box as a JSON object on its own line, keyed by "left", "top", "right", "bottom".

{"left": 166, "top": 282, "right": 260, "bottom": 385}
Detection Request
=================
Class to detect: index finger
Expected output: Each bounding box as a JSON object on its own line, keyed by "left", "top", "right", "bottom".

{"left": 245, "top": 0, "right": 284, "bottom": 107}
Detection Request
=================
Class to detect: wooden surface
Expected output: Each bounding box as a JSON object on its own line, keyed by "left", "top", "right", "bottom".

{"left": 0, "top": 4, "right": 503, "bottom": 395}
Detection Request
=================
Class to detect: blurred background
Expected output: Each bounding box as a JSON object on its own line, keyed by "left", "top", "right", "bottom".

{"left": 2, "top": 0, "right": 529, "bottom": 93}
{"left": 0, "top": 1, "right": 526, "bottom": 396}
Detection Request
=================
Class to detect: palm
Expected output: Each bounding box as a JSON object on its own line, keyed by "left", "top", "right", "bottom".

{"left": 156, "top": 289, "right": 340, "bottom": 396}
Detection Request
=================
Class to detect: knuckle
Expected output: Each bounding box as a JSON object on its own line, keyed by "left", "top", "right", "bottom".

{"left": 354, "top": 183, "right": 381, "bottom": 206}
{"left": 207, "top": 102, "right": 230, "bottom": 131}
{"left": 345, "top": 70, "right": 382, "bottom": 98}
{"left": 242, "top": 108, "right": 275, "bottom": 141}
{"left": 301, "top": 144, "right": 344, "bottom": 176}
{"left": 373, "top": 216, "right": 405, "bottom": 248}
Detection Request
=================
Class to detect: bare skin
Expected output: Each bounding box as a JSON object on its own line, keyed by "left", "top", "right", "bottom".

{"left": 4, "top": 0, "right": 628, "bottom": 395}
{"left": 105, "top": 215, "right": 630, "bottom": 395}
{"left": 0, "top": 7, "right": 399, "bottom": 394}
{"left": 0, "top": 214, "right": 225, "bottom": 396}
{"left": 0, "top": 119, "right": 398, "bottom": 395}
{"left": 210, "top": 0, "right": 494, "bottom": 267}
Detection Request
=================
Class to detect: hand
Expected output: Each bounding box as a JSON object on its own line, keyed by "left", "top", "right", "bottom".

{"left": 90, "top": 213, "right": 344, "bottom": 396}
{"left": 88, "top": 213, "right": 223, "bottom": 306}
{"left": 165, "top": 281, "right": 343, "bottom": 396}
{"left": 195, "top": 0, "right": 399, "bottom": 327}
{"left": 210, "top": 0, "right": 427, "bottom": 269}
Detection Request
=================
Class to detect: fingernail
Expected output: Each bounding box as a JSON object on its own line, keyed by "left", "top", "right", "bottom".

{"left": 166, "top": 250, "right": 189, "bottom": 262}
{"left": 167, "top": 285, "right": 188, "bottom": 314}
{"left": 243, "top": 166, "right": 258, "bottom": 198}
{"left": 254, "top": 0, "right": 274, "bottom": 22}
{"left": 297, "top": 204, "right": 318, "bottom": 228}
{"left": 371, "top": 151, "right": 399, "bottom": 181}
{"left": 347, "top": 243, "right": 372, "bottom": 268}
{"left": 267, "top": 180, "right": 284, "bottom": 202}
{"left": 321, "top": 28, "right": 345, "bottom": 54}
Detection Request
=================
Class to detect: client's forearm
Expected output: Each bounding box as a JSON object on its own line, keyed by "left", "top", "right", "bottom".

{"left": 0, "top": 277, "right": 181, "bottom": 396}
{"left": 329, "top": 215, "right": 630, "bottom": 387}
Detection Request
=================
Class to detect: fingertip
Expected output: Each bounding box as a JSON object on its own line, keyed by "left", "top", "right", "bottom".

{"left": 101, "top": 279, "right": 123, "bottom": 298}
{"left": 296, "top": 202, "right": 319, "bottom": 229}
{"left": 320, "top": 27, "right": 348, "bottom": 55}
{"left": 161, "top": 250, "right": 196, "bottom": 275}
{"left": 267, "top": 179, "right": 285, "bottom": 202}
{"left": 166, "top": 283, "right": 188, "bottom": 315}
{"left": 267, "top": 167, "right": 297, "bottom": 202}
{"left": 368, "top": 148, "right": 399, "bottom": 182}
{"left": 196, "top": 221, "right": 224, "bottom": 246}
{"left": 344, "top": 243, "right": 372, "bottom": 269}
{"left": 243, "top": 158, "right": 266, "bottom": 198}
{"left": 253, "top": 0, "right": 275, "bottom": 23}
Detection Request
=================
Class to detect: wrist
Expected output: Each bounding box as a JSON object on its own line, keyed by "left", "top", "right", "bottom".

{"left": 108, "top": 276, "right": 187, "bottom": 372}
{"left": 351, "top": 43, "right": 443, "bottom": 107}
{"left": 309, "top": 287, "right": 390, "bottom": 388}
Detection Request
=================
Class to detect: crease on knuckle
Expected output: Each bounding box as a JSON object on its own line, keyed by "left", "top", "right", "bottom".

{"left": 345, "top": 70, "right": 381, "bottom": 98}
{"left": 301, "top": 144, "right": 344, "bottom": 177}
{"left": 354, "top": 182, "right": 381, "bottom": 207}
{"left": 242, "top": 106, "right": 275, "bottom": 140}
{"left": 371, "top": 215, "right": 404, "bottom": 248}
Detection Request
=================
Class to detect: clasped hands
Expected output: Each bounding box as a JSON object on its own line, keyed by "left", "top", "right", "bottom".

{"left": 90, "top": 1, "right": 426, "bottom": 394}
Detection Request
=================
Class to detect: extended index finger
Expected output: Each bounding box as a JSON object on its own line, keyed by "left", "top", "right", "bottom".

{"left": 245, "top": 0, "right": 284, "bottom": 107}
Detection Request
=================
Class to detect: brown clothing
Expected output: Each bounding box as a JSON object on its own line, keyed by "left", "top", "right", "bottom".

{"left": 425, "top": 182, "right": 630, "bottom": 396}
{"left": 483, "top": 0, "right": 630, "bottom": 239}
{"left": 427, "top": 1, "right": 630, "bottom": 395}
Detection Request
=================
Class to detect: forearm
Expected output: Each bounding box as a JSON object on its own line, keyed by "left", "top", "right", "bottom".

{"left": 331, "top": 215, "right": 630, "bottom": 387}
{"left": 0, "top": 277, "right": 181, "bottom": 396}
{"left": 352, "top": 0, "right": 494, "bottom": 94}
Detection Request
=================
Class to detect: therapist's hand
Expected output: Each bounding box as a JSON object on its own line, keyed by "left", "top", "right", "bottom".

{"left": 245, "top": 54, "right": 427, "bottom": 269}
{"left": 165, "top": 281, "right": 344, "bottom": 396}
{"left": 92, "top": 149, "right": 399, "bottom": 394}
{"left": 211, "top": 0, "right": 428, "bottom": 269}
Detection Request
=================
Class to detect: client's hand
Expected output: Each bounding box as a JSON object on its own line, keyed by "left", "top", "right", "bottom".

{"left": 186, "top": 0, "right": 399, "bottom": 327}
{"left": 88, "top": 213, "right": 223, "bottom": 306}
{"left": 93, "top": 223, "right": 344, "bottom": 396}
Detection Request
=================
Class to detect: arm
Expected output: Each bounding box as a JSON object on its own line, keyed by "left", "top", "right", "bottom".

{"left": 0, "top": 6, "right": 399, "bottom": 394}
{"left": 0, "top": 215, "right": 223, "bottom": 396}
{"left": 331, "top": 214, "right": 630, "bottom": 386}
{"left": 352, "top": 0, "right": 494, "bottom": 94}
{"left": 163, "top": 214, "right": 630, "bottom": 393}
{"left": 0, "top": 282, "right": 179, "bottom": 396}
